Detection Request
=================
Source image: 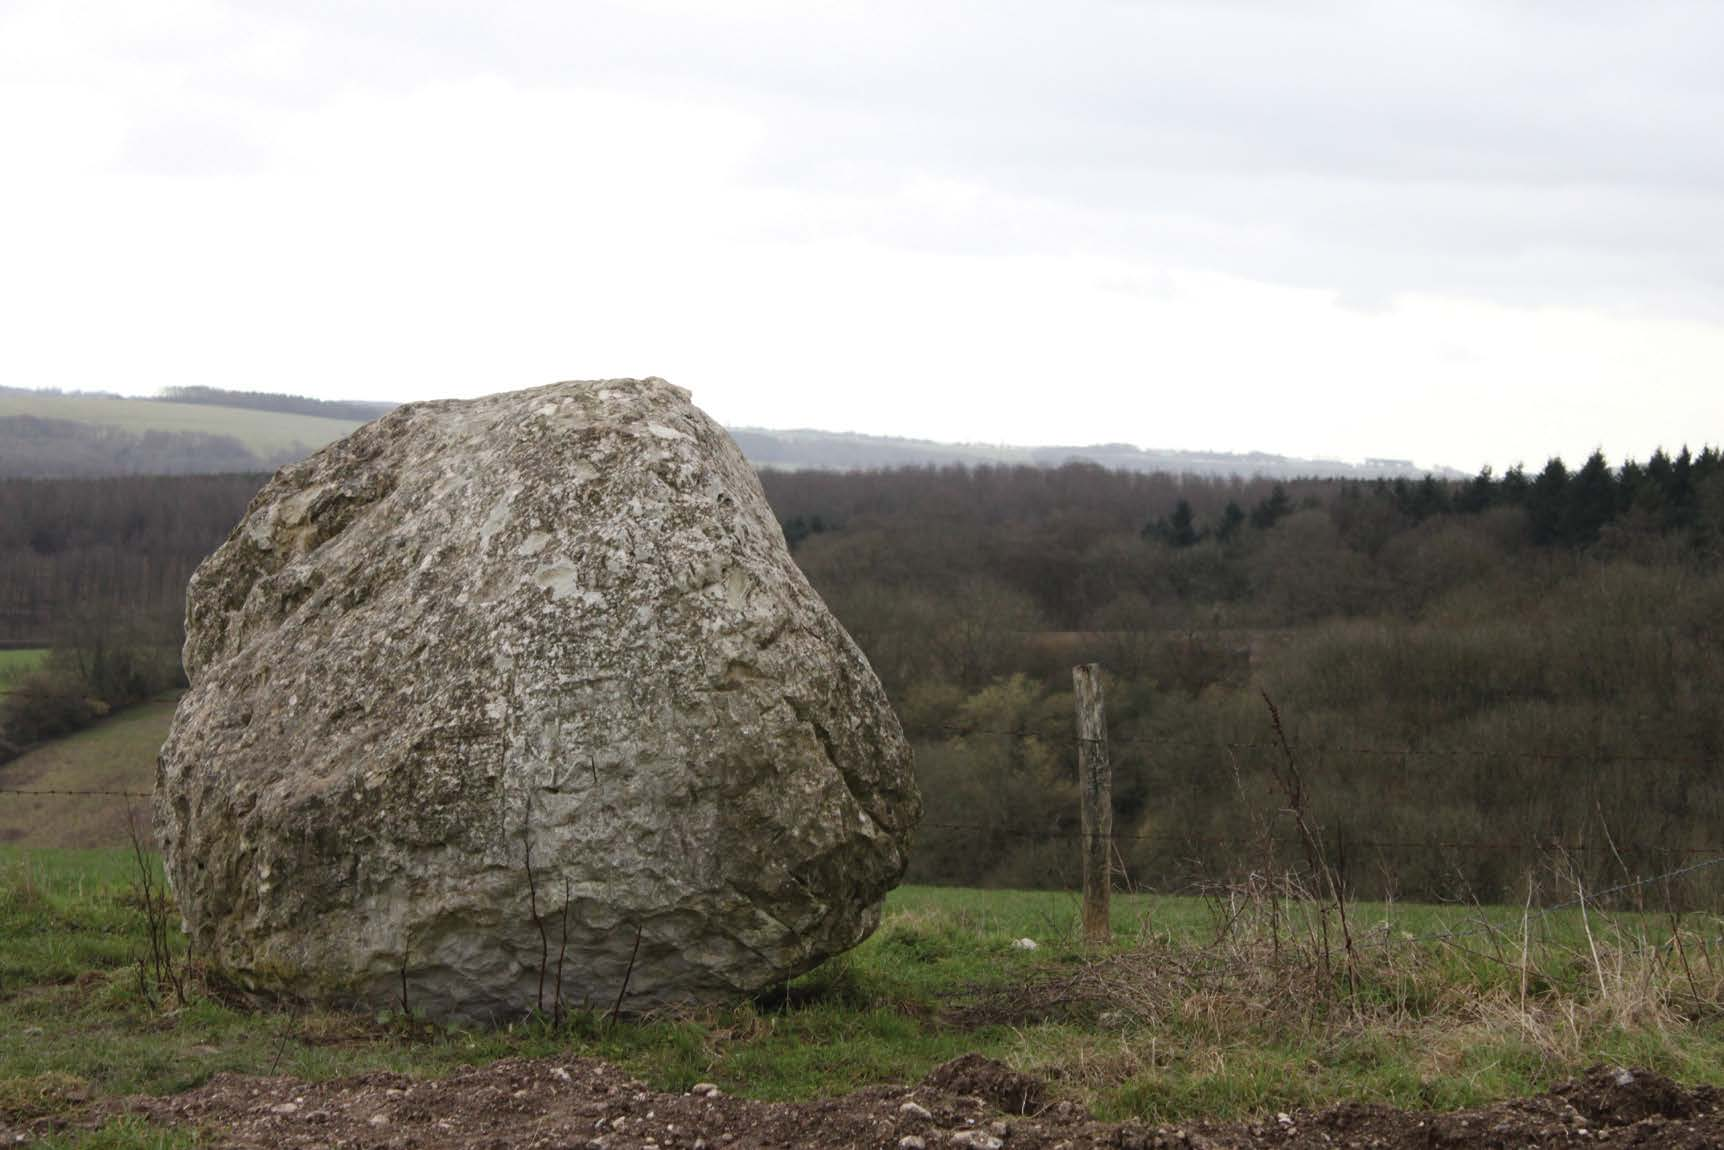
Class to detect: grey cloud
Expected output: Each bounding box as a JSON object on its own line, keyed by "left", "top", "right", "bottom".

{"left": 113, "top": 1, "right": 1724, "bottom": 311}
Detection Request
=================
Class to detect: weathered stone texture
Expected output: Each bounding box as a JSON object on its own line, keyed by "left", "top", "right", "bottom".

{"left": 155, "top": 377, "right": 919, "bottom": 1022}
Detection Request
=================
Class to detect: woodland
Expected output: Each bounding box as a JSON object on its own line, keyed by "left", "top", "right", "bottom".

{"left": 4, "top": 449, "right": 1721, "bottom": 903}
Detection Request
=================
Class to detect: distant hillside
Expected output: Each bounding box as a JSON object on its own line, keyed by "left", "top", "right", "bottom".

{"left": 0, "top": 386, "right": 363, "bottom": 462}
{"left": 732, "top": 428, "right": 1462, "bottom": 480}
{"left": 0, "top": 387, "right": 1459, "bottom": 480}
{"left": 0, "top": 416, "right": 280, "bottom": 478}
{"left": 159, "top": 385, "right": 397, "bottom": 422}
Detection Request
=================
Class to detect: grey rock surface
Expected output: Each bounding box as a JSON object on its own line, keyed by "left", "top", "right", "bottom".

{"left": 155, "top": 377, "right": 919, "bottom": 1022}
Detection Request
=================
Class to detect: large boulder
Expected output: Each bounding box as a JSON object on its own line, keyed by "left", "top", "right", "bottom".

{"left": 155, "top": 378, "right": 919, "bottom": 1023}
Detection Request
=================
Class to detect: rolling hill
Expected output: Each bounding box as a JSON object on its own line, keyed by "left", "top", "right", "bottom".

{"left": 732, "top": 427, "right": 1460, "bottom": 479}
{"left": 0, "top": 390, "right": 364, "bottom": 458}
{"left": 0, "top": 387, "right": 1458, "bottom": 480}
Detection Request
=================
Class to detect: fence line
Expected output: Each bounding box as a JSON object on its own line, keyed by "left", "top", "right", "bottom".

{"left": 1539, "top": 853, "right": 1724, "bottom": 915}
{"left": 940, "top": 726, "right": 1719, "bottom": 769}
{"left": 919, "top": 822, "right": 1724, "bottom": 857}
{"left": 0, "top": 790, "right": 1716, "bottom": 866}
{"left": 1371, "top": 853, "right": 1724, "bottom": 953}
{"left": 0, "top": 787, "right": 151, "bottom": 798}
{"left": 6, "top": 660, "right": 1721, "bottom": 925}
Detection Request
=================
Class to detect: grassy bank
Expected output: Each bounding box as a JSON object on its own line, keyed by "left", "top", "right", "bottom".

{"left": 6, "top": 848, "right": 1724, "bottom": 1141}
{"left": 0, "top": 648, "right": 48, "bottom": 681}
{"left": 0, "top": 699, "right": 176, "bottom": 848}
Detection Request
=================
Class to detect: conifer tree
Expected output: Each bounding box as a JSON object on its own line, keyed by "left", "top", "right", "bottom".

{"left": 1498, "top": 464, "right": 1530, "bottom": 504}
{"left": 1168, "top": 499, "right": 1200, "bottom": 547}
{"left": 1565, "top": 450, "right": 1616, "bottom": 547}
{"left": 1454, "top": 466, "right": 1495, "bottom": 514}
{"left": 1527, "top": 457, "right": 1570, "bottom": 546}
{"left": 1216, "top": 500, "right": 1247, "bottom": 542}
{"left": 1250, "top": 484, "right": 1292, "bottom": 529}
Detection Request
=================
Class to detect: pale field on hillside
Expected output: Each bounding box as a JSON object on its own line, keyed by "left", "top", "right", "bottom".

{"left": 0, "top": 393, "right": 362, "bottom": 456}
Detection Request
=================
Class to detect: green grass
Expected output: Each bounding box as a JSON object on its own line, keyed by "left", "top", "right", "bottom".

{"left": 0, "top": 392, "right": 361, "bottom": 457}
{"left": 0, "top": 698, "right": 175, "bottom": 849}
{"left": 0, "top": 648, "right": 48, "bottom": 681}
{"left": 29, "top": 1116, "right": 202, "bottom": 1150}
{"left": 5, "top": 850, "right": 1724, "bottom": 1133}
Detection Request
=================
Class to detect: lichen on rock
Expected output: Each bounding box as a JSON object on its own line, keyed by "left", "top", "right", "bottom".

{"left": 155, "top": 377, "right": 920, "bottom": 1022}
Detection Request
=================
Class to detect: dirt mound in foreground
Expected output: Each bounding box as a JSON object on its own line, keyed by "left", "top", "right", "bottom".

{"left": 921, "top": 1052, "right": 1046, "bottom": 1115}
{"left": 17, "top": 1059, "right": 1724, "bottom": 1148}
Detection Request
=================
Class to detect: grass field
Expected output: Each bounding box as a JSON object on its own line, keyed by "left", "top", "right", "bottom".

{"left": 0, "top": 648, "right": 48, "bottom": 681}
{"left": 6, "top": 701, "right": 1724, "bottom": 1139}
{"left": 5, "top": 846, "right": 1724, "bottom": 1144}
{"left": 0, "top": 392, "right": 362, "bottom": 457}
{"left": 0, "top": 699, "right": 176, "bottom": 848}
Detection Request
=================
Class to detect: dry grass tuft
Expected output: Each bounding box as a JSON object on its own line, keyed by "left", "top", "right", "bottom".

{"left": 985, "top": 864, "right": 1724, "bottom": 1094}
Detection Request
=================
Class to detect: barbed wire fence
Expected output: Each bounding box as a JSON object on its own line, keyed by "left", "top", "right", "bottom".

{"left": 907, "top": 663, "right": 1724, "bottom": 946}
{"left": 4, "top": 660, "right": 1722, "bottom": 946}
{"left": 1, "top": 786, "right": 152, "bottom": 798}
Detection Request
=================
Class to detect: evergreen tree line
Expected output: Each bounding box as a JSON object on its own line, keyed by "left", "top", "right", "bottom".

{"left": 1137, "top": 447, "right": 1721, "bottom": 554}
{"left": 1344, "top": 446, "right": 1722, "bottom": 550}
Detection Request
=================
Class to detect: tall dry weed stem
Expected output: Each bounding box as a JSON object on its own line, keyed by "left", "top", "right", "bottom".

{"left": 126, "top": 807, "right": 189, "bottom": 1008}
{"left": 1013, "top": 851, "right": 1724, "bottom": 1082}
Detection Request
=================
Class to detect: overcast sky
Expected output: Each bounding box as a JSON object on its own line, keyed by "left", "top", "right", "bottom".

{"left": 4, "top": 1, "right": 1721, "bottom": 471}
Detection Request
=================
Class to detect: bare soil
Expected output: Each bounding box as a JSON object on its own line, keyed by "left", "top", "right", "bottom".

{"left": 17, "top": 1058, "right": 1724, "bottom": 1149}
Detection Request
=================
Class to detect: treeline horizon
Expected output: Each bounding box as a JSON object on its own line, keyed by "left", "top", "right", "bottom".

{"left": 4, "top": 448, "right": 1722, "bottom": 903}
{"left": 765, "top": 445, "right": 1723, "bottom": 635}
{"left": 157, "top": 385, "right": 396, "bottom": 422}
{"left": 1143, "top": 447, "right": 1721, "bottom": 553}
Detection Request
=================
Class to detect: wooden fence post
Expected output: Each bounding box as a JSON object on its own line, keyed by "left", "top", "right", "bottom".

{"left": 1073, "top": 662, "right": 1112, "bottom": 946}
